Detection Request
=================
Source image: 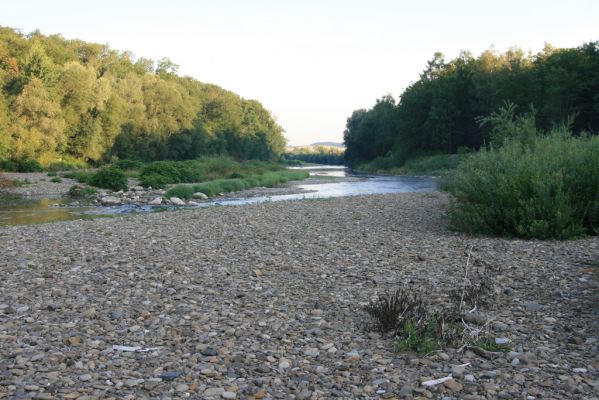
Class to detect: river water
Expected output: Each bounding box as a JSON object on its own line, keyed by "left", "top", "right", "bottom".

{"left": 0, "top": 167, "right": 437, "bottom": 226}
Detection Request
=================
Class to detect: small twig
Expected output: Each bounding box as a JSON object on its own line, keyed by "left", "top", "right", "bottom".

{"left": 465, "top": 345, "right": 502, "bottom": 359}
{"left": 459, "top": 245, "right": 475, "bottom": 313}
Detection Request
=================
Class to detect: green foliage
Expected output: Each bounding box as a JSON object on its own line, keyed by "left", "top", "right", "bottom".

{"left": 0, "top": 26, "right": 287, "bottom": 166}
{"left": 165, "top": 170, "right": 309, "bottom": 199}
{"left": 46, "top": 171, "right": 57, "bottom": 176}
{"left": 393, "top": 153, "right": 470, "bottom": 176}
{"left": 49, "top": 176, "right": 62, "bottom": 183}
{"left": 63, "top": 170, "right": 93, "bottom": 183}
{"left": 395, "top": 319, "right": 439, "bottom": 354}
{"left": 12, "top": 178, "right": 32, "bottom": 186}
{"left": 139, "top": 173, "right": 171, "bottom": 189}
{"left": 68, "top": 184, "right": 97, "bottom": 198}
{"left": 138, "top": 156, "right": 286, "bottom": 188}
{"left": 343, "top": 42, "right": 599, "bottom": 169}
{"left": 87, "top": 167, "right": 128, "bottom": 191}
{"left": 0, "top": 158, "right": 43, "bottom": 172}
{"left": 113, "top": 159, "right": 144, "bottom": 170}
{"left": 46, "top": 156, "right": 88, "bottom": 172}
{"left": 357, "top": 153, "right": 470, "bottom": 176}
{"left": 474, "top": 337, "right": 511, "bottom": 352}
{"left": 445, "top": 111, "right": 599, "bottom": 239}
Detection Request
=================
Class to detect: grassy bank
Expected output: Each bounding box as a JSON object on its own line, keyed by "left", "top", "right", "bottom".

{"left": 165, "top": 170, "right": 310, "bottom": 199}
{"left": 59, "top": 156, "right": 308, "bottom": 195}
{"left": 357, "top": 153, "right": 470, "bottom": 176}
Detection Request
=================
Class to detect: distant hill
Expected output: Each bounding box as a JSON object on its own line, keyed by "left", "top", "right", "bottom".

{"left": 311, "top": 142, "right": 345, "bottom": 148}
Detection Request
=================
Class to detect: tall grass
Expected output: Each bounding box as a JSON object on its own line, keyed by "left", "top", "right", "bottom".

{"left": 357, "top": 151, "right": 470, "bottom": 176}
{"left": 165, "top": 170, "right": 309, "bottom": 199}
{"left": 445, "top": 120, "right": 599, "bottom": 239}
{"left": 138, "top": 156, "right": 281, "bottom": 188}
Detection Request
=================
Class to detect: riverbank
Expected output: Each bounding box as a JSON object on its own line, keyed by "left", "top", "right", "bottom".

{"left": 356, "top": 153, "right": 470, "bottom": 177}
{"left": 0, "top": 170, "right": 363, "bottom": 208}
{"left": 1, "top": 193, "right": 597, "bottom": 399}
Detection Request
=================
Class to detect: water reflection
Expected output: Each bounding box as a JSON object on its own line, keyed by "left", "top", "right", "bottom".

{"left": 0, "top": 195, "right": 94, "bottom": 226}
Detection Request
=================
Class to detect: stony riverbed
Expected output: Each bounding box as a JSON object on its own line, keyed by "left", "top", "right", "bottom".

{"left": 0, "top": 193, "right": 598, "bottom": 399}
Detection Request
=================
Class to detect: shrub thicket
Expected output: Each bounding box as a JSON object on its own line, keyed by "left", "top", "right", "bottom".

{"left": 0, "top": 159, "right": 43, "bottom": 172}
{"left": 445, "top": 108, "right": 599, "bottom": 239}
{"left": 139, "top": 157, "right": 283, "bottom": 189}
{"left": 87, "top": 167, "right": 128, "bottom": 191}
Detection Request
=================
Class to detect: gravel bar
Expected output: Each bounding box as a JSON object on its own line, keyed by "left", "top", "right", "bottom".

{"left": 1, "top": 193, "right": 598, "bottom": 399}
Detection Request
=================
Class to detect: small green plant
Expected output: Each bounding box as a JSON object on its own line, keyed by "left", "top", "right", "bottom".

{"left": 47, "top": 171, "right": 58, "bottom": 177}
{"left": 13, "top": 178, "right": 32, "bottom": 186}
{"left": 88, "top": 167, "right": 128, "bottom": 191}
{"left": 395, "top": 318, "right": 439, "bottom": 354}
{"left": 474, "top": 337, "right": 511, "bottom": 352}
{"left": 50, "top": 176, "right": 62, "bottom": 183}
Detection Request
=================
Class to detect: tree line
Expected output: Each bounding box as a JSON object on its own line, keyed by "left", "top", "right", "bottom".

{"left": 0, "top": 26, "right": 286, "bottom": 168}
{"left": 343, "top": 42, "right": 599, "bottom": 167}
{"left": 284, "top": 145, "right": 345, "bottom": 165}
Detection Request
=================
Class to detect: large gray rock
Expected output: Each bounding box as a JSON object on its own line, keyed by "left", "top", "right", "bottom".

{"left": 193, "top": 192, "right": 209, "bottom": 200}
{"left": 149, "top": 197, "right": 163, "bottom": 205}
{"left": 169, "top": 197, "right": 186, "bottom": 206}
{"left": 100, "top": 196, "right": 121, "bottom": 206}
{"left": 463, "top": 311, "right": 487, "bottom": 325}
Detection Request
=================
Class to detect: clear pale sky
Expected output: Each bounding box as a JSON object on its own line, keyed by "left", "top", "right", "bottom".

{"left": 2, "top": 0, "right": 597, "bottom": 145}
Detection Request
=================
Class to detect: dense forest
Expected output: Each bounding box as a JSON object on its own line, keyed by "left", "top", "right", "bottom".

{"left": 344, "top": 42, "right": 599, "bottom": 167}
{"left": 0, "top": 26, "right": 286, "bottom": 168}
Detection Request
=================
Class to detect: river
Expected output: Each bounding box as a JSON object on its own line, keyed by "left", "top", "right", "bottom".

{"left": 0, "top": 167, "right": 437, "bottom": 226}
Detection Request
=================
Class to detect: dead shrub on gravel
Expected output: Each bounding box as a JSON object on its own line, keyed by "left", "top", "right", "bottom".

{"left": 363, "top": 246, "right": 497, "bottom": 353}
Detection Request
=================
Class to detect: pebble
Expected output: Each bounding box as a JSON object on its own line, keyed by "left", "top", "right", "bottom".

{"left": 175, "top": 383, "right": 189, "bottom": 392}
{"left": 304, "top": 347, "right": 320, "bottom": 357}
{"left": 204, "top": 387, "right": 225, "bottom": 397}
{"left": 160, "top": 370, "right": 182, "bottom": 381}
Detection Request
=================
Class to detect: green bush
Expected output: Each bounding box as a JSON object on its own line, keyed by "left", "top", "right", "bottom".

{"left": 88, "top": 167, "right": 128, "bottom": 191}
{"left": 50, "top": 177, "right": 62, "bottom": 183}
{"left": 12, "top": 178, "right": 31, "bottom": 186}
{"left": 68, "top": 185, "right": 97, "bottom": 198}
{"left": 63, "top": 171, "right": 93, "bottom": 183}
{"left": 139, "top": 173, "right": 171, "bottom": 189}
{"left": 445, "top": 128, "right": 599, "bottom": 239}
{"left": 113, "top": 159, "right": 144, "bottom": 170}
{"left": 0, "top": 159, "right": 43, "bottom": 172}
